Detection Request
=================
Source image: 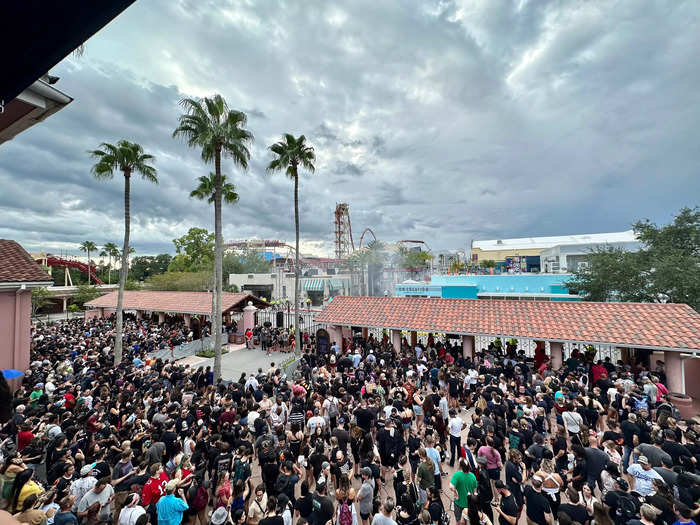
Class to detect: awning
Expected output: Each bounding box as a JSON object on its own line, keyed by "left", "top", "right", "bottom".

{"left": 328, "top": 279, "right": 345, "bottom": 291}
{"left": 303, "top": 279, "right": 325, "bottom": 292}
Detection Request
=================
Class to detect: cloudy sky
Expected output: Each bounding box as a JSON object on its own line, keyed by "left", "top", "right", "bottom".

{"left": 2, "top": 0, "right": 699, "bottom": 258}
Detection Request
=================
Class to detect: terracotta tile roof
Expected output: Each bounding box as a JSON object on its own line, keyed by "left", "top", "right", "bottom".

{"left": 0, "top": 239, "right": 53, "bottom": 284}
{"left": 315, "top": 296, "right": 700, "bottom": 351}
{"left": 85, "top": 291, "right": 269, "bottom": 315}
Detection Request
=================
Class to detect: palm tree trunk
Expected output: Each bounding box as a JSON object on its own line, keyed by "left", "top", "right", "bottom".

{"left": 213, "top": 150, "right": 223, "bottom": 381}
{"left": 87, "top": 248, "right": 91, "bottom": 285}
{"left": 114, "top": 172, "right": 130, "bottom": 365}
{"left": 293, "top": 169, "right": 301, "bottom": 356}
{"left": 108, "top": 255, "right": 111, "bottom": 285}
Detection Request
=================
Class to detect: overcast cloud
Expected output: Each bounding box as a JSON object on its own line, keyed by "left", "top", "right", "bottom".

{"left": 1, "top": 0, "right": 699, "bottom": 257}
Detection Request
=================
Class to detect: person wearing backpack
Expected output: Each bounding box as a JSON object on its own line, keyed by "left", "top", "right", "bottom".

{"left": 336, "top": 488, "right": 358, "bottom": 525}
{"left": 602, "top": 477, "right": 640, "bottom": 525}
{"left": 323, "top": 395, "right": 339, "bottom": 428}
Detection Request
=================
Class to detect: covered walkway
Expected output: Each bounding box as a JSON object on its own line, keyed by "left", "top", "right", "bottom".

{"left": 84, "top": 291, "right": 269, "bottom": 335}
{"left": 315, "top": 296, "right": 700, "bottom": 395}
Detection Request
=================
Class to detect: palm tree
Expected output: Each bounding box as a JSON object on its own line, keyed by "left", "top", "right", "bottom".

{"left": 79, "top": 241, "right": 97, "bottom": 284}
{"left": 266, "top": 134, "right": 316, "bottom": 355}
{"left": 89, "top": 140, "right": 157, "bottom": 365}
{"left": 102, "top": 242, "right": 119, "bottom": 285}
{"left": 173, "top": 95, "right": 253, "bottom": 381}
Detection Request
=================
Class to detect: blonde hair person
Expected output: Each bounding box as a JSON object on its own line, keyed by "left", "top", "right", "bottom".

{"left": 537, "top": 459, "right": 563, "bottom": 516}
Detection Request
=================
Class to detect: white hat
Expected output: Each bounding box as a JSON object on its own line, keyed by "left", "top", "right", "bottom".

{"left": 211, "top": 507, "right": 228, "bottom": 525}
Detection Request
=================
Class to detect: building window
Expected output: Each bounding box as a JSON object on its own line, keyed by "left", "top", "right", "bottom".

{"left": 283, "top": 285, "right": 287, "bottom": 297}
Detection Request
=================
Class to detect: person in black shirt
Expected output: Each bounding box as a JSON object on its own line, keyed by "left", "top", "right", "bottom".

{"left": 558, "top": 486, "right": 589, "bottom": 525}
{"left": 309, "top": 479, "right": 334, "bottom": 525}
{"left": 524, "top": 476, "right": 552, "bottom": 525}
{"left": 294, "top": 481, "right": 313, "bottom": 520}
{"left": 493, "top": 480, "right": 518, "bottom": 525}
{"left": 620, "top": 414, "right": 640, "bottom": 473}
{"left": 354, "top": 401, "right": 374, "bottom": 432}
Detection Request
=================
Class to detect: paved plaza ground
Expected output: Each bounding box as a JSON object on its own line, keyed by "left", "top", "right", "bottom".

{"left": 171, "top": 342, "right": 295, "bottom": 382}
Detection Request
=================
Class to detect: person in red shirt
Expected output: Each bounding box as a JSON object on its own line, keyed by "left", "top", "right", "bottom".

{"left": 141, "top": 463, "right": 169, "bottom": 507}
{"left": 64, "top": 391, "right": 76, "bottom": 410}
{"left": 17, "top": 424, "right": 34, "bottom": 452}
{"left": 245, "top": 329, "right": 253, "bottom": 349}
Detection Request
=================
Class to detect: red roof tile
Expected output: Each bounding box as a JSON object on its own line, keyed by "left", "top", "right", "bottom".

{"left": 0, "top": 240, "right": 53, "bottom": 284}
{"left": 85, "top": 291, "right": 269, "bottom": 315}
{"left": 315, "top": 296, "right": 700, "bottom": 351}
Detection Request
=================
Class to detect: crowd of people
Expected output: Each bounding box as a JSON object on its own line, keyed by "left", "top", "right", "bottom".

{"left": 0, "top": 315, "right": 698, "bottom": 525}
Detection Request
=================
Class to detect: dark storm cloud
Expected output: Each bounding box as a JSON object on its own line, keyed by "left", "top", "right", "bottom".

{"left": 1, "top": 0, "right": 699, "bottom": 256}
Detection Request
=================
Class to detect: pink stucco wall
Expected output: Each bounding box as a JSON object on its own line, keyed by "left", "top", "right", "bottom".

{"left": 84, "top": 308, "right": 103, "bottom": 321}
{"left": 0, "top": 290, "right": 32, "bottom": 372}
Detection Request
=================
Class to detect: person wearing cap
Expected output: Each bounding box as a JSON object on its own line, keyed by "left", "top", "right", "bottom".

{"left": 602, "top": 477, "right": 639, "bottom": 524}
{"left": 29, "top": 384, "right": 44, "bottom": 406}
{"left": 155, "top": 480, "right": 188, "bottom": 525}
{"left": 69, "top": 465, "right": 97, "bottom": 513}
{"left": 210, "top": 505, "right": 233, "bottom": 525}
{"left": 626, "top": 455, "right": 663, "bottom": 497}
{"left": 310, "top": 477, "right": 333, "bottom": 525}
{"left": 117, "top": 493, "right": 146, "bottom": 525}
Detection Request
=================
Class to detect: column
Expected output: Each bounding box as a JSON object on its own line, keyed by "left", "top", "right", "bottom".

{"left": 550, "top": 341, "right": 564, "bottom": 371}
{"left": 243, "top": 301, "right": 257, "bottom": 333}
{"left": 361, "top": 327, "right": 369, "bottom": 340}
{"left": 62, "top": 297, "right": 67, "bottom": 312}
{"left": 158, "top": 312, "right": 165, "bottom": 324}
{"left": 410, "top": 331, "right": 418, "bottom": 348}
{"left": 462, "top": 335, "right": 475, "bottom": 359}
{"left": 327, "top": 325, "right": 342, "bottom": 346}
{"left": 391, "top": 329, "right": 402, "bottom": 353}
{"left": 184, "top": 314, "right": 191, "bottom": 328}
{"left": 665, "top": 351, "right": 684, "bottom": 394}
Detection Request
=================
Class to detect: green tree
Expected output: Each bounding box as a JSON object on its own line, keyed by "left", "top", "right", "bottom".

{"left": 102, "top": 242, "right": 119, "bottom": 285}
{"left": 79, "top": 241, "right": 97, "bottom": 284}
{"left": 170, "top": 227, "right": 215, "bottom": 272}
{"left": 31, "top": 287, "right": 52, "bottom": 317}
{"left": 89, "top": 140, "right": 158, "bottom": 365}
{"left": 398, "top": 247, "right": 432, "bottom": 278}
{"left": 480, "top": 260, "right": 496, "bottom": 269}
{"left": 267, "top": 134, "right": 316, "bottom": 355}
{"left": 73, "top": 283, "right": 101, "bottom": 307}
{"left": 222, "top": 252, "right": 272, "bottom": 276}
{"left": 567, "top": 207, "right": 700, "bottom": 310}
{"left": 130, "top": 254, "right": 173, "bottom": 281}
{"left": 173, "top": 95, "right": 253, "bottom": 381}
{"left": 146, "top": 271, "right": 213, "bottom": 291}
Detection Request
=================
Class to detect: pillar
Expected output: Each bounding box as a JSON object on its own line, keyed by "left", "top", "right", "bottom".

{"left": 410, "top": 331, "right": 418, "bottom": 348}
{"left": 665, "top": 351, "right": 684, "bottom": 394}
{"left": 550, "top": 341, "right": 564, "bottom": 371}
{"left": 462, "top": 335, "right": 475, "bottom": 359}
{"left": 243, "top": 301, "right": 257, "bottom": 333}
{"left": 327, "top": 325, "right": 342, "bottom": 346}
{"left": 62, "top": 297, "right": 67, "bottom": 312}
{"left": 361, "top": 327, "right": 369, "bottom": 340}
{"left": 158, "top": 312, "right": 165, "bottom": 324}
{"left": 391, "top": 329, "right": 402, "bottom": 353}
{"left": 184, "top": 314, "right": 191, "bottom": 328}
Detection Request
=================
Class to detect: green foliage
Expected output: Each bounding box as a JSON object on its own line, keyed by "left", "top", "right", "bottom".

{"left": 73, "top": 284, "right": 101, "bottom": 306}
{"left": 31, "top": 287, "right": 52, "bottom": 317}
{"left": 170, "top": 227, "right": 215, "bottom": 272}
{"left": 223, "top": 283, "right": 240, "bottom": 292}
{"left": 68, "top": 304, "right": 81, "bottom": 314}
{"left": 146, "top": 271, "right": 214, "bottom": 291}
{"left": 398, "top": 248, "right": 432, "bottom": 270}
{"left": 190, "top": 173, "right": 239, "bottom": 205}
{"left": 480, "top": 260, "right": 496, "bottom": 269}
{"left": 125, "top": 280, "right": 141, "bottom": 290}
{"left": 196, "top": 348, "right": 229, "bottom": 358}
{"left": 89, "top": 140, "right": 158, "bottom": 184}
{"left": 567, "top": 207, "right": 699, "bottom": 310}
{"left": 129, "top": 254, "right": 172, "bottom": 281}
{"left": 222, "top": 252, "right": 272, "bottom": 275}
